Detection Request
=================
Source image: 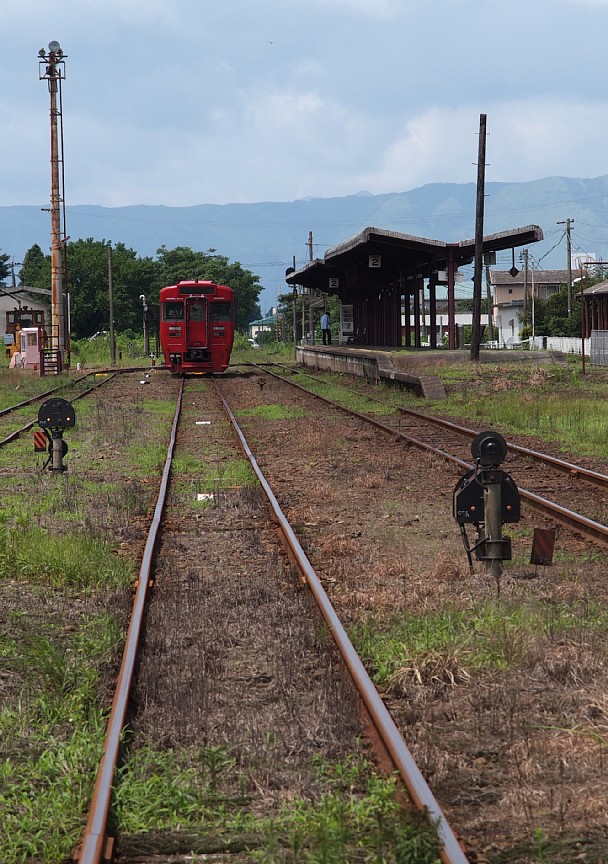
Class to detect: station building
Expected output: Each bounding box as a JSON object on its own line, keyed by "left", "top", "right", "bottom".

{"left": 0, "top": 286, "right": 51, "bottom": 363}
{"left": 285, "top": 225, "right": 543, "bottom": 350}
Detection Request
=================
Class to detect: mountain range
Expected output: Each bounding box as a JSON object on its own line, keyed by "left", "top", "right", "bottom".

{"left": 2, "top": 174, "right": 608, "bottom": 315}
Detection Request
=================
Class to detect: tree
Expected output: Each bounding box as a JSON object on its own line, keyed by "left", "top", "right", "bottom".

{"left": 521, "top": 285, "right": 581, "bottom": 338}
{"left": 455, "top": 298, "right": 487, "bottom": 313}
{"left": 22, "top": 239, "right": 159, "bottom": 339}
{"left": 20, "top": 244, "right": 50, "bottom": 289}
{"left": 18, "top": 240, "right": 263, "bottom": 339}
{"left": 275, "top": 289, "right": 342, "bottom": 343}
{"left": 155, "top": 246, "right": 262, "bottom": 331}
{"left": 65, "top": 239, "right": 153, "bottom": 338}
{"left": 0, "top": 250, "right": 12, "bottom": 286}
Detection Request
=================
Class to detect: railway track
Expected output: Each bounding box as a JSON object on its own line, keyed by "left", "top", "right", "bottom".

{"left": 0, "top": 369, "right": 121, "bottom": 447}
{"left": 262, "top": 363, "right": 608, "bottom": 549}
{"left": 75, "top": 376, "right": 466, "bottom": 864}
{"left": 5, "top": 367, "right": 608, "bottom": 863}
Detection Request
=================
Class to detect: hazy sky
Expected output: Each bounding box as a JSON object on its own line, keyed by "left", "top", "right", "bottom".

{"left": 2, "top": 0, "right": 608, "bottom": 210}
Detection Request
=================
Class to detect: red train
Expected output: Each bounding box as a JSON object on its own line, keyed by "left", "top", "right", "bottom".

{"left": 159, "top": 280, "right": 235, "bottom": 374}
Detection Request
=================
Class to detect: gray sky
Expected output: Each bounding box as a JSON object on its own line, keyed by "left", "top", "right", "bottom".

{"left": 2, "top": 0, "right": 608, "bottom": 210}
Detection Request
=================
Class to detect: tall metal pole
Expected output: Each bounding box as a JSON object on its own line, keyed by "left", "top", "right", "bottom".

{"left": 531, "top": 267, "right": 536, "bottom": 340}
{"left": 139, "top": 295, "right": 149, "bottom": 357}
{"left": 470, "top": 113, "right": 487, "bottom": 362}
{"left": 39, "top": 42, "right": 67, "bottom": 359}
{"left": 50, "top": 70, "right": 63, "bottom": 352}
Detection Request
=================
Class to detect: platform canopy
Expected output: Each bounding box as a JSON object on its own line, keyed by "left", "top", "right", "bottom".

{"left": 286, "top": 225, "right": 543, "bottom": 294}
{"left": 285, "top": 224, "right": 543, "bottom": 349}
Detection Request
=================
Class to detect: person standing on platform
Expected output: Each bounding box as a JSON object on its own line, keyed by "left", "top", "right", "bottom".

{"left": 320, "top": 311, "right": 332, "bottom": 345}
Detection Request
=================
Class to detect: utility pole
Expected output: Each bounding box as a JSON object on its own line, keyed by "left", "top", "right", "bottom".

{"left": 38, "top": 41, "right": 67, "bottom": 362}
{"left": 302, "top": 233, "right": 314, "bottom": 342}
{"left": 292, "top": 255, "right": 297, "bottom": 349}
{"left": 108, "top": 245, "right": 116, "bottom": 366}
{"left": 521, "top": 249, "right": 529, "bottom": 317}
{"left": 139, "top": 294, "right": 149, "bottom": 357}
{"left": 558, "top": 218, "right": 574, "bottom": 316}
{"left": 470, "top": 113, "right": 487, "bottom": 361}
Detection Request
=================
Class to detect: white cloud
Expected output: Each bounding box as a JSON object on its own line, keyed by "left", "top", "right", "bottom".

{"left": 349, "top": 100, "right": 608, "bottom": 197}
{"left": 4, "top": 0, "right": 608, "bottom": 207}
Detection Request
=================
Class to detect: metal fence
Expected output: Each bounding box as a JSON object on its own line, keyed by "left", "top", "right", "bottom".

{"left": 590, "top": 331, "right": 608, "bottom": 366}
{"left": 528, "top": 336, "right": 589, "bottom": 356}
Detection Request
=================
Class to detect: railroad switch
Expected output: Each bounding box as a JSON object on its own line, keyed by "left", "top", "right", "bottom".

{"left": 36, "top": 397, "right": 76, "bottom": 473}
{"left": 453, "top": 431, "right": 520, "bottom": 577}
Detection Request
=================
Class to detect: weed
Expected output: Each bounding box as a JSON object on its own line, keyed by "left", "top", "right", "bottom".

{"left": 432, "top": 363, "right": 608, "bottom": 458}
{"left": 350, "top": 599, "right": 608, "bottom": 689}
{"left": 238, "top": 403, "right": 307, "bottom": 421}
{"left": 114, "top": 751, "right": 441, "bottom": 862}
{"left": 0, "top": 525, "right": 134, "bottom": 589}
{"left": 0, "top": 610, "right": 125, "bottom": 863}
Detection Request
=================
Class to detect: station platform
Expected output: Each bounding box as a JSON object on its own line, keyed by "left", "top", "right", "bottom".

{"left": 295, "top": 344, "right": 447, "bottom": 399}
{"left": 295, "top": 344, "right": 567, "bottom": 400}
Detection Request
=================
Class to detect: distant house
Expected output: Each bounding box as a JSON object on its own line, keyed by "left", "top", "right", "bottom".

{"left": 489, "top": 269, "right": 569, "bottom": 345}
{"left": 0, "top": 285, "right": 51, "bottom": 356}
{"left": 403, "top": 312, "right": 488, "bottom": 346}
{"left": 580, "top": 281, "right": 608, "bottom": 365}
{"left": 248, "top": 314, "right": 276, "bottom": 342}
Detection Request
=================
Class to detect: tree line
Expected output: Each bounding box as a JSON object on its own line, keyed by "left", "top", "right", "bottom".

{"left": 5, "top": 241, "right": 262, "bottom": 340}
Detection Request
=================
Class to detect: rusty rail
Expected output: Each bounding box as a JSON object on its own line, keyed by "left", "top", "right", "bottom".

{"left": 260, "top": 365, "right": 608, "bottom": 548}
{"left": 74, "top": 378, "right": 184, "bottom": 864}
{"left": 0, "top": 370, "right": 121, "bottom": 447}
{"left": 397, "top": 405, "right": 608, "bottom": 490}
{"left": 213, "top": 380, "right": 470, "bottom": 864}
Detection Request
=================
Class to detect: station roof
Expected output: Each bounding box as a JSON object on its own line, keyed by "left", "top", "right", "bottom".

{"left": 285, "top": 225, "right": 543, "bottom": 293}
{"left": 580, "top": 280, "right": 608, "bottom": 297}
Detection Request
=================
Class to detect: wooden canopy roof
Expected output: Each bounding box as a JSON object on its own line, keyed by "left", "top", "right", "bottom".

{"left": 286, "top": 225, "right": 543, "bottom": 293}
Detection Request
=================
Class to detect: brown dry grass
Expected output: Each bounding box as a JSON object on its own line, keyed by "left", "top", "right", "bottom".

{"left": 218, "top": 370, "right": 608, "bottom": 863}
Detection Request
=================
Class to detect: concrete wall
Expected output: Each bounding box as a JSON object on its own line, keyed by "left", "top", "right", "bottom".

{"left": 297, "top": 345, "right": 380, "bottom": 383}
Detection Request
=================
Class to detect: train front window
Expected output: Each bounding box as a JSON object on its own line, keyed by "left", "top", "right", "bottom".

{"left": 209, "top": 302, "right": 232, "bottom": 321}
{"left": 163, "top": 302, "right": 184, "bottom": 321}
{"left": 189, "top": 301, "right": 206, "bottom": 322}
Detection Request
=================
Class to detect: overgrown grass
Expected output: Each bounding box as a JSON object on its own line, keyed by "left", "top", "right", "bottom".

{"left": 231, "top": 338, "right": 297, "bottom": 367}
{"left": 0, "top": 523, "right": 134, "bottom": 589}
{"left": 350, "top": 598, "right": 608, "bottom": 687}
{"left": 70, "top": 335, "right": 151, "bottom": 368}
{"left": 0, "top": 612, "right": 125, "bottom": 864}
{"left": 0, "top": 726, "right": 103, "bottom": 863}
{"left": 432, "top": 361, "right": 608, "bottom": 457}
{"left": 450, "top": 391, "right": 608, "bottom": 457}
{"left": 0, "top": 368, "right": 75, "bottom": 409}
{"left": 268, "top": 359, "right": 608, "bottom": 458}
{"left": 0, "top": 368, "right": 176, "bottom": 863}
{"left": 268, "top": 369, "right": 407, "bottom": 416}
{"left": 113, "top": 751, "right": 441, "bottom": 863}
{"left": 127, "top": 440, "right": 172, "bottom": 475}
